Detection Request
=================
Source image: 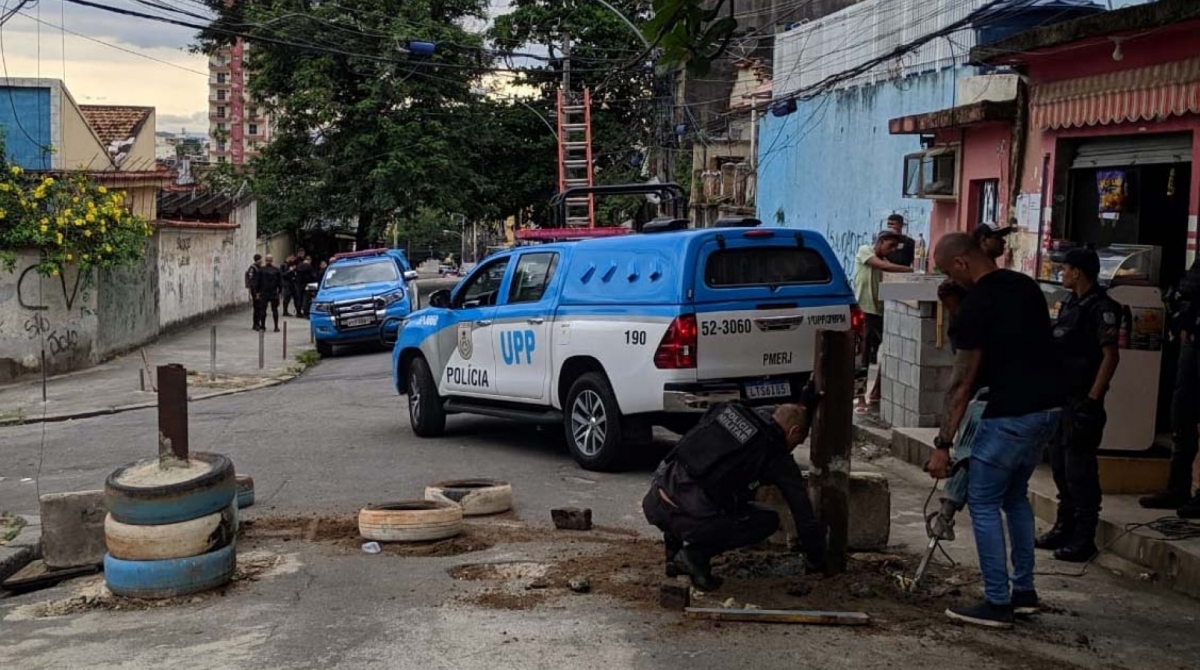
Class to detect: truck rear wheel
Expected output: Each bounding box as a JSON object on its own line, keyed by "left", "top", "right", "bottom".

{"left": 564, "top": 372, "right": 626, "bottom": 471}
{"left": 408, "top": 356, "right": 446, "bottom": 437}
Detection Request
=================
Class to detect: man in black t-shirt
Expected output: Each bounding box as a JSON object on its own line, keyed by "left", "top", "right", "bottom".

{"left": 885, "top": 214, "right": 915, "bottom": 267}
{"left": 928, "top": 233, "right": 1064, "bottom": 630}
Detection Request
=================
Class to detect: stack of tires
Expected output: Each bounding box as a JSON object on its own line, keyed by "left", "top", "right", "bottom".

{"left": 103, "top": 453, "right": 238, "bottom": 599}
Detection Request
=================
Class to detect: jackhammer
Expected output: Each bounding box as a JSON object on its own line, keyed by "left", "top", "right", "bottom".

{"left": 910, "top": 389, "right": 989, "bottom": 591}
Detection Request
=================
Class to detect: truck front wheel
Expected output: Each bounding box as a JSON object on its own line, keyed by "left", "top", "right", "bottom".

{"left": 564, "top": 373, "right": 626, "bottom": 471}
{"left": 316, "top": 340, "right": 333, "bottom": 358}
{"left": 407, "top": 356, "right": 446, "bottom": 437}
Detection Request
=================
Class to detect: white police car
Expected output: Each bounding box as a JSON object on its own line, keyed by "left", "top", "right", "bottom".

{"left": 390, "top": 227, "right": 863, "bottom": 470}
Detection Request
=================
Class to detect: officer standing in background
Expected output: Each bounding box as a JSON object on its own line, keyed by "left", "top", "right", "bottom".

{"left": 1036, "top": 249, "right": 1121, "bottom": 562}
{"left": 245, "top": 254, "right": 262, "bottom": 330}
{"left": 642, "top": 386, "right": 826, "bottom": 591}
{"left": 1142, "top": 256, "right": 1200, "bottom": 518}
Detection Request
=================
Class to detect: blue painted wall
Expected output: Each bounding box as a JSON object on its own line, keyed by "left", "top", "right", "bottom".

{"left": 756, "top": 68, "right": 968, "bottom": 277}
{"left": 0, "top": 87, "right": 52, "bottom": 170}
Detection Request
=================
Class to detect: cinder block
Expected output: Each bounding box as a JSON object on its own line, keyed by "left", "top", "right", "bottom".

{"left": 757, "top": 472, "right": 892, "bottom": 552}
{"left": 659, "top": 579, "right": 691, "bottom": 610}
{"left": 551, "top": 507, "right": 592, "bottom": 531}
{"left": 917, "top": 302, "right": 936, "bottom": 318}
{"left": 920, "top": 318, "right": 944, "bottom": 344}
{"left": 884, "top": 314, "right": 899, "bottom": 336}
{"left": 880, "top": 401, "right": 893, "bottom": 426}
{"left": 907, "top": 363, "right": 922, "bottom": 389}
{"left": 884, "top": 355, "right": 898, "bottom": 382}
{"left": 919, "top": 343, "right": 956, "bottom": 367}
{"left": 918, "top": 413, "right": 942, "bottom": 428}
{"left": 919, "top": 391, "right": 944, "bottom": 413}
{"left": 901, "top": 339, "right": 916, "bottom": 362}
{"left": 40, "top": 490, "right": 106, "bottom": 569}
{"left": 904, "top": 410, "right": 919, "bottom": 427}
{"left": 905, "top": 385, "right": 919, "bottom": 411}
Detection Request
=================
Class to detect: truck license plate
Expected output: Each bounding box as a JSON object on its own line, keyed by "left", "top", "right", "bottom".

{"left": 745, "top": 380, "right": 792, "bottom": 400}
{"left": 344, "top": 316, "right": 374, "bottom": 328}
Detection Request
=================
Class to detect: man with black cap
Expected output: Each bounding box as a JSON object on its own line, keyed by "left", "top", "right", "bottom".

{"left": 1036, "top": 248, "right": 1121, "bottom": 562}
{"left": 973, "top": 222, "right": 1014, "bottom": 262}
{"left": 885, "top": 214, "right": 915, "bottom": 267}
{"left": 642, "top": 386, "right": 827, "bottom": 591}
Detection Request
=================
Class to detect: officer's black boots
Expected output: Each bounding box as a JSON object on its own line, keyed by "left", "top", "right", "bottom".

{"left": 1178, "top": 492, "right": 1200, "bottom": 519}
{"left": 673, "top": 547, "right": 723, "bottom": 592}
{"left": 1035, "top": 524, "right": 1073, "bottom": 551}
{"left": 1054, "top": 515, "right": 1098, "bottom": 563}
{"left": 1035, "top": 509, "right": 1074, "bottom": 551}
{"left": 664, "top": 534, "right": 682, "bottom": 578}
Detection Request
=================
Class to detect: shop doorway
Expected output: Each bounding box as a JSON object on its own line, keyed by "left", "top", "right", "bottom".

{"left": 1065, "top": 133, "right": 1193, "bottom": 436}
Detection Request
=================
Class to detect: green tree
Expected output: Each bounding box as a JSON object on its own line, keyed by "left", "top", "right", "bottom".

{"left": 197, "top": 0, "right": 496, "bottom": 248}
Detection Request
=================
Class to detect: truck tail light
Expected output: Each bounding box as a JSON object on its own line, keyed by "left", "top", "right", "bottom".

{"left": 654, "top": 315, "right": 698, "bottom": 369}
{"left": 850, "top": 304, "right": 866, "bottom": 336}
{"left": 850, "top": 304, "right": 866, "bottom": 358}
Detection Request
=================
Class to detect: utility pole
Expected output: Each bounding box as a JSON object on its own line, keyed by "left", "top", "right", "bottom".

{"left": 809, "top": 329, "right": 856, "bottom": 574}
{"left": 562, "top": 31, "right": 571, "bottom": 97}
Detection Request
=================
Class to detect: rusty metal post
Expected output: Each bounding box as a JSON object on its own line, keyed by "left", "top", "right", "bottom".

{"left": 258, "top": 329, "right": 265, "bottom": 369}
{"left": 809, "top": 329, "right": 855, "bottom": 575}
{"left": 157, "top": 364, "right": 189, "bottom": 464}
{"left": 282, "top": 321, "right": 288, "bottom": 360}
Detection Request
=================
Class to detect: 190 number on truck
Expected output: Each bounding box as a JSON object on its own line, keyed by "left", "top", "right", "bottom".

{"left": 701, "top": 318, "right": 753, "bottom": 337}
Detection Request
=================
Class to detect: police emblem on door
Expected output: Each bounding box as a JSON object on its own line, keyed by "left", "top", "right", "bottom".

{"left": 457, "top": 322, "right": 474, "bottom": 360}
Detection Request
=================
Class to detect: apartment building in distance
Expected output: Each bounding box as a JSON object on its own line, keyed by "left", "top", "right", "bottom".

{"left": 208, "top": 39, "right": 271, "bottom": 165}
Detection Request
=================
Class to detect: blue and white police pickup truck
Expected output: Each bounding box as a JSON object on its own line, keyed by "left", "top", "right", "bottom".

{"left": 309, "top": 249, "right": 419, "bottom": 357}
{"left": 390, "top": 227, "right": 863, "bottom": 470}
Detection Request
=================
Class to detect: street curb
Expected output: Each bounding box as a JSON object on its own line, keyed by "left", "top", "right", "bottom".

{"left": 2, "top": 375, "right": 300, "bottom": 427}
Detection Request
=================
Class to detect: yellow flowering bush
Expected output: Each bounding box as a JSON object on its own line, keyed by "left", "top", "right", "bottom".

{"left": 0, "top": 164, "right": 151, "bottom": 276}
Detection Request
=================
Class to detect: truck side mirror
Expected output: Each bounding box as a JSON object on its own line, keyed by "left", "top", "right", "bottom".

{"left": 428, "top": 289, "right": 452, "bottom": 309}
{"left": 403, "top": 270, "right": 420, "bottom": 282}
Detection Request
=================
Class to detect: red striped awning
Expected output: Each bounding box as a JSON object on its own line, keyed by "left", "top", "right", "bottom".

{"left": 1031, "top": 58, "right": 1200, "bottom": 130}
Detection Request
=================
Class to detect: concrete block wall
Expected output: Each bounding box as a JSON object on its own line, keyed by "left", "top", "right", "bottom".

{"left": 879, "top": 299, "right": 954, "bottom": 428}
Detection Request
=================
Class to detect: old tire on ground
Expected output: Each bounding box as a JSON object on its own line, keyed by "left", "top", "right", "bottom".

{"left": 358, "top": 501, "right": 462, "bottom": 542}
{"left": 104, "top": 543, "right": 236, "bottom": 599}
{"left": 104, "top": 506, "right": 235, "bottom": 561}
{"left": 105, "top": 453, "right": 236, "bottom": 526}
{"left": 236, "top": 475, "right": 255, "bottom": 509}
{"left": 407, "top": 356, "right": 446, "bottom": 437}
{"left": 425, "top": 479, "right": 513, "bottom": 516}
{"left": 316, "top": 340, "right": 334, "bottom": 357}
{"left": 564, "top": 372, "right": 626, "bottom": 472}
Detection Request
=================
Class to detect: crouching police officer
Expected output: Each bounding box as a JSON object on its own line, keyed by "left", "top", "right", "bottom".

{"left": 1036, "top": 248, "right": 1121, "bottom": 562}
{"left": 642, "top": 386, "right": 826, "bottom": 591}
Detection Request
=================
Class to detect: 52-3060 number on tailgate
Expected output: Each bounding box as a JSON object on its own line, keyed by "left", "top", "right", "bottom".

{"left": 701, "top": 318, "right": 753, "bottom": 336}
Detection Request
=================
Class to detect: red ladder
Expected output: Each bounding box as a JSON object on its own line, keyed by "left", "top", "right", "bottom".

{"left": 557, "top": 88, "right": 595, "bottom": 229}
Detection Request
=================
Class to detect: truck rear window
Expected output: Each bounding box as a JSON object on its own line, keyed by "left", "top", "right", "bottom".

{"left": 705, "top": 248, "right": 831, "bottom": 288}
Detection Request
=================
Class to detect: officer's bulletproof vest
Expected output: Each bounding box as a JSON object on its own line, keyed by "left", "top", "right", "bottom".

{"left": 665, "top": 401, "right": 780, "bottom": 512}
{"left": 1055, "top": 291, "right": 1108, "bottom": 396}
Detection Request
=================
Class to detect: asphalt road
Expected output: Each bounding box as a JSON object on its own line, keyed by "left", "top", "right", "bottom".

{"left": 1, "top": 350, "right": 1198, "bottom": 670}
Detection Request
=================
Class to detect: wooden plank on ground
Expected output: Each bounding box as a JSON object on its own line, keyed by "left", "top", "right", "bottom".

{"left": 2, "top": 559, "right": 100, "bottom": 593}
{"left": 684, "top": 607, "right": 870, "bottom": 626}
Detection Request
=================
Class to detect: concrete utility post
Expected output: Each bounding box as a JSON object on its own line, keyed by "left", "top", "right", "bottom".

{"left": 809, "top": 329, "right": 855, "bottom": 574}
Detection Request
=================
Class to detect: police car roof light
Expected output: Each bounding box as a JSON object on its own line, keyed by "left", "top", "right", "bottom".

{"left": 331, "top": 248, "right": 389, "bottom": 261}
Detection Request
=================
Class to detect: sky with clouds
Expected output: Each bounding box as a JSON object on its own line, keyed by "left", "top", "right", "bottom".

{"left": 0, "top": 0, "right": 514, "bottom": 134}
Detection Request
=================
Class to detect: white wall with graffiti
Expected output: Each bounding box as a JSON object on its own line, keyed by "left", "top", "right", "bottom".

{"left": 157, "top": 201, "right": 257, "bottom": 328}
{"left": 0, "top": 255, "right": 100, "bottom": 381}
{"left": 0, "top": 201, "right": 257, "bottom": 382}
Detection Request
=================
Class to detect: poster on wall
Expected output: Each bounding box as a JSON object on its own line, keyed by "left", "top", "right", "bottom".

{"left": 1097, "top": 170, "right": 1126, "bottom": 221}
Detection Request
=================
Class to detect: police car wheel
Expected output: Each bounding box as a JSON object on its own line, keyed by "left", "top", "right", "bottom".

{"left": 408, "top": 356, "right": 446, "bottom": 437}
{"left": 316, "top": 340, "right": 334, "bottom": 357}
{"left": 564, "top": 373, "right": 625, "bottom": 471}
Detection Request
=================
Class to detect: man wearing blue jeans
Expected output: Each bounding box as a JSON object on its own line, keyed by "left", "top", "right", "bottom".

{"left": 929, "top": 233, "right": 1065, "bottom": 629}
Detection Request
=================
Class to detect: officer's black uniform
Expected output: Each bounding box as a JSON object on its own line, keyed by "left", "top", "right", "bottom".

{"left": 642, "top": 400, "right": 825, "bottom": 590}
{"left": 253, "top": 263, "right": 284, "bottom": 332}
{"left": 1040, "top": 250, "right": 1120, "bottom": 561}
{"left": 1142, "top": 257, "right": 1200, "bottom": 514}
